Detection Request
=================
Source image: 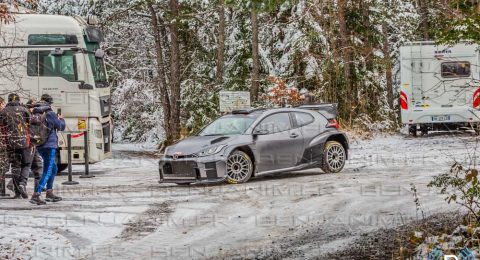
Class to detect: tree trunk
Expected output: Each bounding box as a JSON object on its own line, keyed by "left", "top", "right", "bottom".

{"left": 215, "top": 0, "right": 225, "bottom": 86}
{"left": 251, "top": 8, "right": 260, "bottom": 102}
{"left": 382, "top": 21, "right": 394, "bottom": 110}
{"left": 148, "top": 3, "right": 173, "bottom": 145}
{"left": 418, "top": 0, "right": 429, "bottom": 40}
{"left": 337, "top": 0, "right": 353, "bottom": 121}
{"left": 169, "top": 0, "right": 181, "bottom": 141}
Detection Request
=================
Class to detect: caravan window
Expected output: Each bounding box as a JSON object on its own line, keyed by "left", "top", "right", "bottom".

{"left": 441, "top": 62, "right": 471, "bottom": 78}
{"left": 27, "top": 51, "right": 77, "bottom": 81}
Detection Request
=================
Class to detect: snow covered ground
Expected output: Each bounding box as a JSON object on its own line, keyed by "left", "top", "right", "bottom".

{"left": 0, "top": 132, "right": 474, "bottom": 259}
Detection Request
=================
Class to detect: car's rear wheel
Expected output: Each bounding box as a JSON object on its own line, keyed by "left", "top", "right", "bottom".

{"left": 226, "top": 150, "right": 253, "bottom": 184}
{"left": 321, "top": 141, "right": 346, "bottom": 173}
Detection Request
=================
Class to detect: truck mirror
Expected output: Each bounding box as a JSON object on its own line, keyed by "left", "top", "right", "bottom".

{"left": 94, "top": 49, "right": 105, "bottom": 59}
{"left": 75, "top": 53, "right": 86, "bottom": 82}
{"left": 79, "top": 83, "right": 94, "bottom": 90}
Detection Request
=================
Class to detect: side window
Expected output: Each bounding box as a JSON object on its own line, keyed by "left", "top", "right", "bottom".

{"left": 294, "top": 112, "right": 314, "bottom": 127}
{"left": 441, "top": 62, "right": 470, "bottom": 78}
{"left": 255, "top": 113, "right": 292, "bottom": 134}
{"left": 27, "top": 51, "right": 77, "bottom": 81}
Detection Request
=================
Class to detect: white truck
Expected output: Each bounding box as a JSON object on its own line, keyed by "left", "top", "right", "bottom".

{"left": 0, "top": 12, "right": 112, "bottom": 171}
{"left": 400, "top": 42, "right": 480, "bottom": 136}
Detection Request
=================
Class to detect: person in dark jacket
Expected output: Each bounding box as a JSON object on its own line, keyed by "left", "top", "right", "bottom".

{"left": 26, "top": 99, "right": 43, "bottom": 191}
{"left": 30, "top": 94, "right": 65, "bottom": 205}
{"left": 0, "top": 97, "right": 8, "bottom": 195}
{"left": 0, "top": 93, "right": 32, "bottom": 199}
{"left": 6, "top": 99, "right": 45, "bottom": 195}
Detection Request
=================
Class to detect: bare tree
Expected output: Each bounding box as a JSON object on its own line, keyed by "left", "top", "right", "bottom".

{"left": 337, "top": 0, "right": 353, "bottom": 121}
{"left": 215, "top": 0, "right": 225, "bottom": 86}
{"left": 382, "top": 21, "right": 393, "bottom": 110}
{"left": 418, "top": 0, "right": 429, "bottom": 40}
{"left": 148, "top": 2, "right": 173, "bottom": 145}
{"left": 251, "top": 7, "right": 260, "bottom": 102}
{"left": 168, "top": 0, "right": 181, "bottom": 143}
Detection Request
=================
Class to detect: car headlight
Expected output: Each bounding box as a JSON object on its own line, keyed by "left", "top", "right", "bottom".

{"left": 197, "top": 145, "right": 227, "bottom": 157}
{"left": 164, "top": 147, "right": 170, "bottom": 156}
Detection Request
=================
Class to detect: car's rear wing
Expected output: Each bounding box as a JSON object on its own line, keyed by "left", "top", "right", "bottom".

{"left": 297, "top": 103, "right": 338, "bottom": 119}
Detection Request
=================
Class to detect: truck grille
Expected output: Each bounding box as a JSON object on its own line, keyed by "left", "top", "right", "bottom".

{"left": 163, "top": 161, "right": 197, "bottom": 176}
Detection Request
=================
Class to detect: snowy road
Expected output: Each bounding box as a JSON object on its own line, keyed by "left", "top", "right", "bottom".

{"left": 0, "top": 133, "right": 474, "bottom": 259}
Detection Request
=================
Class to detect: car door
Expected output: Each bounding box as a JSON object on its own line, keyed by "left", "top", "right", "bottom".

{"left": 253, "top": 112, "right": 304, "bottom": 173}
{"left": 293, "top": 111, "right": 321, "bottom": 163}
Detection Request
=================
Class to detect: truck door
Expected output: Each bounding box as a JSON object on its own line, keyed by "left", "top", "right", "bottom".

{"left": 27, "top": 49, "right": 90, "bottom": 118}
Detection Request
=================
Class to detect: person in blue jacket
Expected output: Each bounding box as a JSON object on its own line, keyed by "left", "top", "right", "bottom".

{"left": 30, "top": 94, "right": 66, "bottom": 205}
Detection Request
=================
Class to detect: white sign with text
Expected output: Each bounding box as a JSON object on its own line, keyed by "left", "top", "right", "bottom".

{"left": 219, "top": 91, "right": 251, "bottom": 112}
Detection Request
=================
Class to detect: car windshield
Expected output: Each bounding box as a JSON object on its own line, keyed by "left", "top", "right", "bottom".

{"left": 199, "top": 114, "right": 259, "bottom": 136}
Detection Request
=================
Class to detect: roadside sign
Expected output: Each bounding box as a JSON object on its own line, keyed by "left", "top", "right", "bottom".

{"left": 219, "top": 91, "right": 251, "bottom": 112}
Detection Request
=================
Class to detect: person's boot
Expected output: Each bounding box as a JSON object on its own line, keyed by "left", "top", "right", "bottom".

{"left": 45, "top": 190, "right": 62, "bottom": 202}
{"left": 30, "top": 193, "right": 46, "bottom": 205}
{"left": 16, "top": 185, "right": 28, "bottom": 199}
{"left": 13, "top": 192, "right": 22, "bottom": 199}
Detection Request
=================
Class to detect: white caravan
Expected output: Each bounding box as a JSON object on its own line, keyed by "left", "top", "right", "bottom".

{"left": 400, "top": 42, "right": 480, "bottom": 135}
{"left": 0, "top": 13, "right": 112, "bottom": 171}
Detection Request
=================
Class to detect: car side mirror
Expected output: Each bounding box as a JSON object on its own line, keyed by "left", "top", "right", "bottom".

{"left": 253, "top": 129, "right": 269, "bottom": 136}
{"left": 79, "top": 82, "right": 94, "bottom": 90}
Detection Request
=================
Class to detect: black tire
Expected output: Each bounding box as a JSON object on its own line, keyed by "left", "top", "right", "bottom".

{"left": 57, "top": 164, "right": 68, "bottom": 173}
{"left": 321, "top": 141, "right": 346, "bottom": 173}
{"left": 420, "top": 124, "right": 428, "bottom": 136}
{"left": 409, "top": 125, "right": 417, "bottom": 137}
{"left": 226, "top": 150, "right": 253, "bottom": 184}
{"left": 55, "top": 152, "right": 68, "bottom": 173}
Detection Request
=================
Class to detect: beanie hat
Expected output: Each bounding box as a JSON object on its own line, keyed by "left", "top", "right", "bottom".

{"left": 8, "top": 93, "right": 19, "bottom": 103}
{"left": 41, "top": 94, "right": 53, "bottom": 104}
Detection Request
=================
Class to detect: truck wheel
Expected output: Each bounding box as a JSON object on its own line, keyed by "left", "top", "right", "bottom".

{"left": 55, "top": 153, "right": 68, "bottom": 173}
{"left": 57, "top": 164, "right": 68, "bottom": 173}
{"left": 420, "top": 125, "right": 428, "bottom": 136}
{"left": 321, "top": 141, "right": 346, "bottom": 173}
{"left": 409, "top": 125, "right": 417, "bottom": 137}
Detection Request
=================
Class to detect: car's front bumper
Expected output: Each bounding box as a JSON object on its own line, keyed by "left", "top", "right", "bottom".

{"left": 158, "top": 155, "right": 228, "bottom": 184}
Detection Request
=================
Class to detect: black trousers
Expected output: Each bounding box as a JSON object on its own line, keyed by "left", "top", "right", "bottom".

{"left": 31, "top": 149, "right": 43, "bottom": 190}
{"left": 9, "top": 148, "right": 33, "bottom": 187}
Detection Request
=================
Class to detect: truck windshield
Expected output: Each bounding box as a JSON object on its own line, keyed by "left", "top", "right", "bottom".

{"left": 86, "top": 42, "right": 108, "bottom": 87}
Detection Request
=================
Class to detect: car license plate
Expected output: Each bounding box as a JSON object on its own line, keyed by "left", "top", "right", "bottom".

{"left": 431, "top": 115, "right": 450, "bottom": 122}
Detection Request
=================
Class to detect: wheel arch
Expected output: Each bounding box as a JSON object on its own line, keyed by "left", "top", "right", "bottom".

{"left": 325, "top": 134, "right": 349, "bottom": 159}
{"left": 230, "top": 145, "right": 256, "bottom": 175}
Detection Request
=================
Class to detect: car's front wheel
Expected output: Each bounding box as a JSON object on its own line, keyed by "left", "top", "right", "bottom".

{"left": 226, "top": 150, "right": 253, "bottom": 184}
{"left": 321, "top": 141, "right": 346, "bottom": 173}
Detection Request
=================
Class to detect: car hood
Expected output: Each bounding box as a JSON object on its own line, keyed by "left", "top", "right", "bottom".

{"left": 166, "top": 135, "right": 240, "bottom": 156}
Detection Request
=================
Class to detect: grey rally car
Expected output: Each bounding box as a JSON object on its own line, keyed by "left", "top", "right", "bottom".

{"left": 159, "top": 105, "right": 349, "bottom": 184}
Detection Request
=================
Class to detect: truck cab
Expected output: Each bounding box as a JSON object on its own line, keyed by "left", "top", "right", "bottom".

{"left": 0, "top": 13, "right": 112, "bottom": 169}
